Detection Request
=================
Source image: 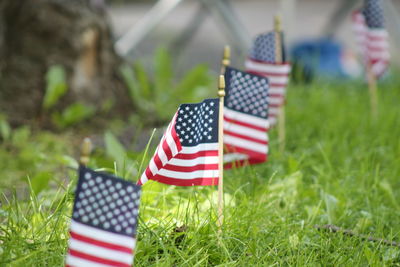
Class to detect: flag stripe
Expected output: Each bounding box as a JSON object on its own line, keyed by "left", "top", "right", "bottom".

{"left": 151, "top": 175, "right": 218, "bottom": 186}
{"left": 225, "top": 144, "right": 267, "bottom": 162}
{"left": 68, "top": 249, "right": 131, "bottom": 267}
{"left": 174, "top": 150, "right": 218, "bottom": 159}
{"left": 162, "top": 163, "right": 219, "bottom": 172}
{"left": 224, "top": 134, "right": 268, "bottom": 154}
{"left": 224, "top": 108, "right": 268, "bottom": 129}
{"left": 69, "top": 231, "right": 133, "bottom": 254}
{"left": 167, "top": 155, "right": 218, "bottom": 166}
{"left": 68, "top": 238, "right": 134, "bottom": 265}
{"left": 157, "top": 168, "right": 219, "bottom": 179}
{"left": 224, "top": 122, "right": 268, "bottom": 141}
{"left": 224, "top": 129, "right": 268, "bottom": 145}
{"left": 70, "top": 220, "right": 135, "bottom": 249}
{"left": 66, "top": 255, "right": 114, "bottom": 267}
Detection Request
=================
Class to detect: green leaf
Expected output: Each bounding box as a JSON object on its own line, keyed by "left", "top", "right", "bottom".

{"left": 52, "top": 103, "right": 95, "bottom": 128}
{"left": 119, "top": 64, "right": 152, "bottom": 113}
{"left": 104, "top": 131, "right": 127, "bottom": 168}
{"left": 323, "top": 192, "right": 338, "bottom": 224}
{"left": 11, "top": 126, "right": 31, "bottom": 147}
{"left": 133, "top": 62, "right": 152, "bottom": 99}
{"left": 43, "top": 65, "right": 67, "bottom": 109}
{"left": 174, "top": 64, "right": 211, "bottom": 100}
{"left": 31, "top": 172, "right": 52, "bottom": 195}
{"left": 0, "top": 114, "right": 11, "bottom": 141}
{"left": 154, "top": 47, "right": 172, "bottom": 93}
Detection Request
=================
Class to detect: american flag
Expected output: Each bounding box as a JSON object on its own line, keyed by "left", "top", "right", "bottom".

{"left": 138, "top": 98, "right": 220, "bottom": 186}
{"left": 224, "top": 67, "right": 270, "bottom": 168}
{"left": 352, "top": 0, "right": 389, "bottom": 78}
{"left": 245, "top": 31, "right": 291, "bottom": 126}
{"left": 66, "top": 166, "right": 141, "bottom": 267}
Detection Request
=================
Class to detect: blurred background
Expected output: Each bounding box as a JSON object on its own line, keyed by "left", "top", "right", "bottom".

{"left": 0, "top": 0, "right": 399, "bottom": 130}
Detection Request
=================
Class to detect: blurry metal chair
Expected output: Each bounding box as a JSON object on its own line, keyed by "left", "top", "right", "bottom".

{"left": 115, "top": 0, "right": 251, "bottom": 58}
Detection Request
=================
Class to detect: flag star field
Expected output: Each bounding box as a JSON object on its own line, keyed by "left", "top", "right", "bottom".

{"left": 175, "top": 100, "right": 218, "bottom": 145}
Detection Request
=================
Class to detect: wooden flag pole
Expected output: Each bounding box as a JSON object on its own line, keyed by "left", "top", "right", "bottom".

{"left": 366, "top": 62, "right": 378, "bottom": 119}
{"left": 79, "top": 137, "right": 93, "bottom": 166}
{"left": 217, "top": 75, "right": 225, "bottom": 233}
{"left": 274, "top": 15, "right": 286, "bottom": 154}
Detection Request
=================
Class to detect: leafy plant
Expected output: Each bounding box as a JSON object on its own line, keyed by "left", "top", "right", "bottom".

{"left": 51, "top": 103, "right": 95, "bottom": 129}
{"left": 120, "top": 48, "right": 214, "bottom": 123}
{"left": 43, "top": 65, "right": 68, "bottom": 110}
{"left": 0, "top": 114, "right": 11, "bottom": 141}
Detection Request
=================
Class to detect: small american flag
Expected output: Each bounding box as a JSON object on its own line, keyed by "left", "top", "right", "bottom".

{"left": 352, "top": 0, "right": 389, "bottom": 78}
{"left": 245, "top": 31, "right": 291, "bottom": 126}
{"left": 66, "top": 166, "right": 141, "bottom": 267}
{"left": 138, "top": 98, "right": 219, "bottom": 186}
{"left": 224, "top": 67, "right": 269, "bottom": 167}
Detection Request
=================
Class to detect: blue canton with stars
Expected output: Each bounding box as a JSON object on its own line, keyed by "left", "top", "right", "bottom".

{"left": 73, "top": 166, "right": 141, "bottom": 237}
{"left": 363, "top": 0, "right": 384, "bottom": 28}
{"left": 249, "top": 31, "right": 286, "bottom": 63}
{"left": 175, "top": 98, "right": 219, "bottom": 146}
{"left": 225, "top": 67, "right": 269, "bottom": 119}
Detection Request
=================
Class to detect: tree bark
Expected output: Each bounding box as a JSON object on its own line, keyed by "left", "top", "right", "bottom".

{"left": 0, "top": 0, "right": 131, "bottom": 127}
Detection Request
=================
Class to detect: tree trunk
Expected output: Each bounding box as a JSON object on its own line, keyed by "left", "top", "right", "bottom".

{"left": 0, "top": 0, "right": 131, "bottom": 127}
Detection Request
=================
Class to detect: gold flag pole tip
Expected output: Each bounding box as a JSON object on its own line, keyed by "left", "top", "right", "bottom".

{"left": 274, "top": 15, "right": 282, "bottom": 32}
{"left": 80, "top": 137, "right": 93, "bottom": 166}
{"left": 218, "top": 75, "right": 226, "bottom": 97}
{"left": 222, "top": 46, "right": 231, "bottom": 67}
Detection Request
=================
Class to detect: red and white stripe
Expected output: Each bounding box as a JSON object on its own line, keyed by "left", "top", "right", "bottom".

{"left": 245, "top": 58, "right": 291, "bottom": 126}
{"left": 66, "top": 220, "right": 136, "bottom": 267}
{"left": 367, "top": 28, "right": 389, "bottom": 77}
{"left": 138, "top": 115, "right": 219, "bottom": 186}
{"left": 352, "top": 10, "right": 389, "bottom": 78}
{"left": 223, "top": 107, "right": 269, "bottom": 168}
{"left": 352, "top": 11, "right": 368, "bottom": 58}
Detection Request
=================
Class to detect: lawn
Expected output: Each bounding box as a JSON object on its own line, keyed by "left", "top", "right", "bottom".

{"left": 1, "top": 79, "right": 400, "bottom": 266}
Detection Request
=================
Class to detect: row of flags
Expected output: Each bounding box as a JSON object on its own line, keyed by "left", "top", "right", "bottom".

{"left": 139, "top": 32, "right": 291, "bottom": 186}
{"left": 65, "top": 0, "right": 390, "bottom": 265}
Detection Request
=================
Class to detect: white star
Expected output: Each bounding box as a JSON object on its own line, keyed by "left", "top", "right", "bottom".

{"left": 208, "top": 135, "right": 212, "bottom": 140}
{"left": 185, "top": 135, "right": 189, "bottom": 139}
{"left": 189, "top": 139, "right": 193, "bottom": 143}
{"left": 189, "top": 111, "right": 193, "bottom": 115}
{"left": 184, "top": 114, "right": 188, "bottom": 119}
{"left": 178, "top": 118, "right": 183, "bottom": 122}
{"left": 186, "top": 127, "right": 191, "bottom": 131}
{"left": 210, "top": 102, "right": 214, "bottom": 106}
{"left": 185, "top": 106, "right": 190, "bottom": 110}
{"left": 209, "top": 119, "right": 213, "bottom": 123}
{"left": 208, "top": 127, "right": 212, "bottom": 131}
{"left": 188, "top": 119, "right": 192, "bottom": 123}
{"left": 176, "top": 125, "right": 181, "bottom": 129}
{"left": 179, "top": 110, "right": 184, "bottom": 114}
{"left": 210, "top": 110, "right": 214, "bottom": 115}
{"left": 182, "top": 122, "right": 187, "bottom": 126}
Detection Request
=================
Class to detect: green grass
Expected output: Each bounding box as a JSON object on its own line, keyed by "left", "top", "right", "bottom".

{"left": 1, "top": 80, "right": 400, "bottom": 266}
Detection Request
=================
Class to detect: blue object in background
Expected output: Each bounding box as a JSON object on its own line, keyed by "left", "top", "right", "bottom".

{"left": 290, "top": 38, "right": 356, "bottom": 82}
